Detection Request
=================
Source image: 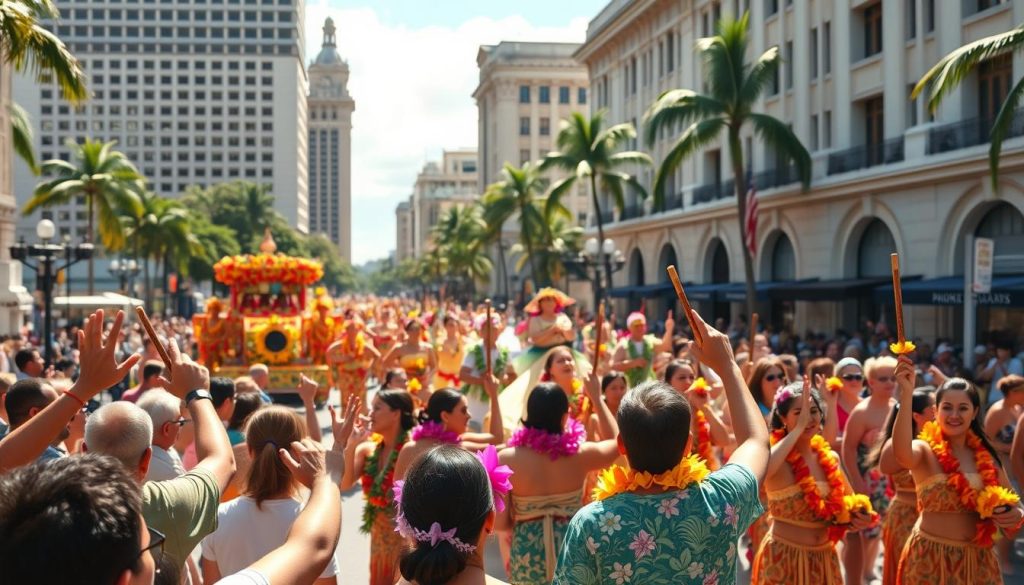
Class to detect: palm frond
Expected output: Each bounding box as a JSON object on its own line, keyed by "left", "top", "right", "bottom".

{"left": 738, "top": 46, "right": 781, "bottom": 109}
{"left": 913, "top": 25, "right": 1024, "bottom": 112}
{"left": 988, "top": 72, "right": 1024, "bottom": 191}
{"left": 8, "top": 102, "right": 37, "bottom": 173}
{"left": 643, "top": 89, "right": 726, "bottom": 147}
{"left": 651, "top": 117, "right": 727, "bottom": 206}
{"left": 748, "top": 113, "right": 812, "bottom": 188}
{"left": 608, "top": 151, "right": 654, "bottom": 168}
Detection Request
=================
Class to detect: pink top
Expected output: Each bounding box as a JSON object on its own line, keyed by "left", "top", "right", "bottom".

{"left": 837, "top": 402, "right": 851, "bottom": 433}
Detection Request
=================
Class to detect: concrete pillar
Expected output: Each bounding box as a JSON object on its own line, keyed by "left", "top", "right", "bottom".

{"left": 834, "top": 0, "right": 853, "bottom": 149}
{"left": 883, "top": 0, "right": 907, "bottom": 137}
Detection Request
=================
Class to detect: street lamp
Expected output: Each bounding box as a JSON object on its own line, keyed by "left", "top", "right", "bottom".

{"left": 10, "top": 220, "right": 94, "bottom": 366}
{"left": 564, "top": 236, "right": 625, "bottom": 311}
{"left": 108, "top": 256, "right": 141, "bottom": 296}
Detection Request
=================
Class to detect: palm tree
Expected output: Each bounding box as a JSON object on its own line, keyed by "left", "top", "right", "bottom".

{"left": 241, "top": 182, "right": 276, "bottom": 235}
{"left": 912, "top": 24, "right": 1024, "bottom": 190}
{"left": 644, "top": 12, "right": 810, "bottom": 317}
{"left": 9, "top": 103, "right": 37, "bottom": 173}
{"left": 0, "top": 0, "right": 87, "bottom": 102}
{"left": 481, "top": 162, "right": 566, "bottom": 288}
{"left": 431, "top": 204, "right": 492, "bottom": 300}
{"left": 541, "top": 111, "right": 652, "bottom": 301}
{"left": 514, "top": 214, "right": 584, "bottom": 288}
{"left": 25, "top": 138, "right": 144, "bottom": 293}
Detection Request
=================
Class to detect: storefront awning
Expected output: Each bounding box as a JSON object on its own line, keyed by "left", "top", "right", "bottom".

{"left": 608, "top": 282, "right": 676, "bottom": 298}
{"left": 719, "top": 279, "right": 819, "bottom": 302}
{"left": 873, "top": 275, "right": 1024, "bottom": 307}
{"left": 686, "top": 282, "right": 733, "bottom": 302}
{"left": 766, "top": 277, "right": 895, "bottom": 302}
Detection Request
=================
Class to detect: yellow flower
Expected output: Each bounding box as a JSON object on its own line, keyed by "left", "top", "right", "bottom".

{"left": 591, "top": 455, "right": 710, "bottom": 501}
{"left": 598, "top": 343, "right": 608, "bottom": 355}
{"left": 408, "top": 378, "right": 422, "bottom": 391}
{"left": 889, "top": 340, "right": 917, "bottom": 355}
{"left": 688, "top": 377, "right": 710, "bottom": 395}
{"left": 836, "top": 494, "right": 874, "bottom": 524}
{"left": 571, "top": 379, "right": 583, "bottom": 393}
{"left": 977, "top": 485, "right": 1020, "bottom": 519}
{"left": 826, "top": 376, "right": 844, "bottom": 392}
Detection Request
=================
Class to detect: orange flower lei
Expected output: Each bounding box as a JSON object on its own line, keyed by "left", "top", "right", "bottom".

{"left": 770, "top": 430, "right": 867, "bottom": 542}
{"left": 918, "top": 420, "right": 1020, "bottom": 545}
{"left": 592, "top": 455, "right": 710, "bottom": 501}
{"left": 825, "top": 376, "right": 843, "bottom": 392}
{"left": 693, "top": 409, "right": 718, "bottom": 471}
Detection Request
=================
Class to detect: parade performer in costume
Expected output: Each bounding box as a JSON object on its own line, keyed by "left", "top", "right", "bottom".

{"left": 338, "top": 391, "right": 416, "bottom": 585}
{"left": 433, "top": 314, "right": 465, "bottom": 390}
{"left": 665, "top": 359, "right": 732, "bottom": 470}
{"left": 369, "top": 304, "right": 401, "bottom": 357}
{"left": 581, "top": 312, "right": 613, "bottom": 376}
{"left": 752, "top": 380, "right": 877, "bottom": 585}
{"left": 865, "top": 387, "right": 935, "bottom": 585}
{"left": 460, "top": 312, "right": 514, "bottom": 428}
{"left": 611, "top": 311, "right": 674, "bottom": 388}
{"left": 496, "top": 378, "right": 619, "bottom": 584}
{"left": 199, "top": 298, "right": 231, "bottom": 369}
{"left": 381, "top": 318, "right": 437, "bottom": 407}
{"left": 512, "top": 288, "right": 576, "bottom": 375}
{"left": 841, "top": 356, "right": 896, "bottom": 584}
{"left": 393, "top": 385, "right": 504, "bottom": 480}
{"left": 893, "top": 360, "right": 1024, "bottom": 585}
{"left": 307, "top": 295, "right": 338, "bottom": 365}
{"left": 326, "top": 316, "right": 380, "bottom": 407}
{"left": 554, "top": 310, "right": 767, "bottom": 585}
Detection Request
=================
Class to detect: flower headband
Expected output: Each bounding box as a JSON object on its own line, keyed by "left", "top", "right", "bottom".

{"left": 773, "top": 386, "right": 795, "bottom": 406}
{"left": 392, "top": 445, "right": 513, "bottom": 554}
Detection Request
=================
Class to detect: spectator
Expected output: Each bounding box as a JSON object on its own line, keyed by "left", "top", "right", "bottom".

{"left": 227, "top": 391, "right": 264, "bottom": 446}
{"left": 978, "top": 341, "right": 1024, "bottom": 406}
{"left": 234, "top": 375, "right": 261, "bottom": 396}
{"left": 2, "top": 379, "right": 66, "bottom": 462}
{"left": 14, "top": 348, "right": 44, "bottom": 380}
{"left": 211, "top": 376, "right": 238, "bottom": 423}
{"left": 0, "top": 372, "right": 14, "bottom": 433}
{"left": 137, "top": 389, "right": 188, "bottom": 482}
{"left": 248, "top": 363, "right": 273, "bottom": 403}
{"left": 121, "top": 361, "right": 166, "bottom": 403}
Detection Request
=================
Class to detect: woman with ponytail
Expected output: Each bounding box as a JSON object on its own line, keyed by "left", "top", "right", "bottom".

{"left": 394, "top": 383, "right": 504, "bottom": 481}
{"left": 395, "top": 445, "right": 512, "bottom": 585}
{"left": 200, "top": 406, "right": 338, "bottom": 584}
{"left": 339, "top": 389, "right": 417, "bottom": 585}
{"left": 892, "top": 357, "right": 1024, "bottom": 584}
{"left": 865, "top": 387, "right": 934, "bottom": 585}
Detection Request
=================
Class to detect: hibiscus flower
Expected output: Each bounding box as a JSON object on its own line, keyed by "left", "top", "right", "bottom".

{"left": 628, "top": 529, "right": 656, "bottom": 560}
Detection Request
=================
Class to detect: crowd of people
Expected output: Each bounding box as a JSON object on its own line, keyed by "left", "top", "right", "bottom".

{"left": 1, "top": 286, "right": 1024, "bottom": 585}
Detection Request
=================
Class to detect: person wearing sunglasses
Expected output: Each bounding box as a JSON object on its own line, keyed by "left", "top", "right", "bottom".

{"left": 833, "top": 357, "right": 866, "bottom": 435}
{"left": 746, "top": 358, "right": 789, "bottom": 420}
{"left": 138, "top": 389, "right": 190, "bottom": 482}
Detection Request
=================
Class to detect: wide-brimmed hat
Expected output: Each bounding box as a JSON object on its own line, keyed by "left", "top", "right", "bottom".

{"left": 524, "top": 287, "right": 575, "bottom": 314}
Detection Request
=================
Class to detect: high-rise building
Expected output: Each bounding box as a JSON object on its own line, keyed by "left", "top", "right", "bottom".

{"left": 307, "top": 17, "right": 354, "bottom": 262}
{"left": 394, "top": 149, "right": 478, "bottom": 260}
{"left": 577, "top": 0, "right": 1024, "bottom": 343}
{"left": 473, "top": 41, "right": 590, "bottom": 300}
{"left": 12, "top": 0, "right": 309, "bottom": 290}
{"left": 0, "top": 64, "right": 34, "bottom": 332}
{"left": 395, "top": 200, "right": 413, "bottom": 263}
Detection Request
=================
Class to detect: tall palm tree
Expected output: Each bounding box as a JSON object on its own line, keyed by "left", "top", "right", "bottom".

{"left": 541, "top": 111, "right": 652, "bottom": 301}
{"left": 481, "top": 162, "right": 566, "bottom": 287}
{"left": 25, "top": 138, "right": 144, "bottom": 293}
{"left": 241, "top": 182, "right": 276, "bottom": 235}
{"left": 644, "top": 12, "right": 810, "bottom": 317}
{"left": 123, "top": 192, "right": 199, "bottom": 306}
{"left": 514, "top": 214, "right": 584, "bottom": 288}
{"left": 431, "top": 204, "right": 492, "bottom": 300}
{"left": 912, "top": 24, "right": 1024, "bottom": 190}
{"left": 0, "top": 0, "right": 87, "bottom": 102}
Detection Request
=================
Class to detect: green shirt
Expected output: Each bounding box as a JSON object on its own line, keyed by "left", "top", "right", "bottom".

{"left": 554, "top": 463, "right": 763, "bottom": 585}
{"left": 143, "top": 466, "right": 221, "bottom": 565}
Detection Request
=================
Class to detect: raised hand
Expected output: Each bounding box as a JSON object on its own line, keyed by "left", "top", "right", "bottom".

{"left": 483, "top": 373, "right": 500, "bottom": 399}
{"left": 298, "top": 374, "right": 320, "bottom": 405}
{"left": 155, "top": 337, "right": 211, "bottom": 399}
{"left": 687, "top": 310, "right": 736, "bottom": 376}
{"left": 72, "top": 309, "right": 142, "bottom": 400}
{"left": 583, "top": 371, "right": 601, "bottom": 402}
{"left": 328, "top": 395, "right": 362, "bottom": 449}
{"left": 894, "top": 356, "right": 916, "bottom": 400}
{"left": 279, "top": 438, "right": 327, "bottom": 490}
{"left": 794, "top": 375, "right": 813, "bottom": 433}
{"left": 665, "top": 310, "right": 675, "bottom": 335}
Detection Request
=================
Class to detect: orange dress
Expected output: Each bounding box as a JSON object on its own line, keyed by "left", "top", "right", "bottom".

{"left": 881, "top": 470, "right": 918, "bottom": 585}
{"left": 896, "top": 473, "right": 1002, "bottom": 585}
{"left": 752, "top": 481, "right": 842, "bottom": 585}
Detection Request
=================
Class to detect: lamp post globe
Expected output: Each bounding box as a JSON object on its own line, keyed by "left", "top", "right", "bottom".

{"left": 36, "top": 219, "right": 56, "bottom": 242}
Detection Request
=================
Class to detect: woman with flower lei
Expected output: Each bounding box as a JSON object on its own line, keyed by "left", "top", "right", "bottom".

{"left": 393, "top": 382, "right": 505, "bottom": 481}
{"left": 495, "top": 375, "right": 620, "bottom": 584}
{"left": 380, "top": 318, "right": 438, "bottom": 403}
{"left": 460, "top": 312, "right": 515, "bottom": 428}
{"left": 337, "top": 390, "right": 416, "bottom": 585}
{"left": 892, "top": 357, "right": 1023, "bottom": 584}
{"left": 326, "top": 317, "right": 380, "bottom": 406}
{"left": 665, "top": 359, "right": 733, "bottom": 470}
{"left": 433, "top": 313, "right": 465, "bottom": 390}
{"left": 369, "top": 304, "right": 402, "bottom": 357}
{"left": 751, "top": 378, "right": 877, "bottom": 585}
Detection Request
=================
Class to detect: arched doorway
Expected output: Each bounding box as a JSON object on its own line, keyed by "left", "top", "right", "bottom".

{"left": 627, "top": 248, "right": 645, "bottom": 312}
{"left": 657, "top": 243, "right": 679, "bottom": 321}
{"left": 767, "top": 233, "right": 797, "bottom": 331}
{"left": 974, "top": 202, "right": 1024, "bottom": 347}
{"left": 852, "top": 218, "right": 897, "bottom": 331}
{"left": 707, "top": 239, "right": 730, "bottom": 325}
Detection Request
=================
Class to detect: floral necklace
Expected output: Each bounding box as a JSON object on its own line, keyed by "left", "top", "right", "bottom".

{"left": 624, "top": 336, "right": 655, "bottom": 387}
{"left": 592, "top": 455, "right": 710, "bottom": 501}
{"left": 567, "top": 378, "right": 590, "bottom": 420}
{"left": 693, "top": 410, "right": 718, "bottom": 471}
{"left": 769, "top": 430, "right": 875, "bottom": 542}
{"left": 360, "top": 430, "right": 408, "bottom": 534}
{"left": 508, "top": 418, "right": 586, "bottom": 460}
{"left": 411, "top": 420, "right": 461, "bottom": 444}
{"left": 918, "top": 420, "right": 1020, "bottom": 546}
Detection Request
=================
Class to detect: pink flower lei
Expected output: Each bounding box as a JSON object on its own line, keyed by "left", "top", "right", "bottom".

{"left": 508, "top": 418, "right": 586, "bottom": 460}
{"left": 411, "top": 420, "right": 461, "bottom": 444}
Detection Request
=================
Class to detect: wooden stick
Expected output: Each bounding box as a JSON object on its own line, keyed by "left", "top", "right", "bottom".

{"left": 591, "top": 300, "right": 605, "bottom": 378}
{"left": 748, "top": 312, "right": 759, "bottom": 356}
{"left": 135, "top": 306, "right": 174, "bottom": 375}
{"left": 890, "top": 253, "right": 905, "bottom": 345}
{"left": 667, "top": 266, "right": 702, "bottom": 346}
{"left": 484, "top": 299, "right": 493, "bottom": 377}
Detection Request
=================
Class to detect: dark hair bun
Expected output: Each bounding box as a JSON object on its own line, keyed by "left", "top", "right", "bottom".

{"left": 398, "top": 541, "right": 465, "bottom": 585}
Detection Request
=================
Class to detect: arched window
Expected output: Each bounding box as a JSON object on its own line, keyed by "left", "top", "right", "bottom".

{"left": 976, "top": 202, "right": 1024, "bottom": 275}
{"left": 658, "top": 244, "right": 678, "bottom": 279}
{"left": 710, "top": 240, "right": 729, "bottom": 283}
{"left": 857, "top": 219, "right": 896, "bottom": 278}
{"left": 629, "top": 248, "right": 645, "bottom": 285}
{"left": 771, "top": 234, "right": 796, "bottom": 281}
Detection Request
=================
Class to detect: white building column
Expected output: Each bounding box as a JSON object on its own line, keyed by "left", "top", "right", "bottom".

{"left": 833, "top": 0, "right": 853, "bottom": 150}
{"left": 0, "top": 64, "right": 33, "bottom": 333}
{"left": 883, "top": 0, "right": 907, "bottom": 137}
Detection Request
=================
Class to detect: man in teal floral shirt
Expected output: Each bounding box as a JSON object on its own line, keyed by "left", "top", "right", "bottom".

{"left": 555, "top": 311, "right": 769, "bottom": 585}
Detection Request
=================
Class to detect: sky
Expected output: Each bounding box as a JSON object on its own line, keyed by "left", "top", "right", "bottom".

{"left": 302, "top": 0, "right": 608, "bottom": 265}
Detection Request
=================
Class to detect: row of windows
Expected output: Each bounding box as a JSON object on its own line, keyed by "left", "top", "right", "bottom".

{"left": 43, "top": 104, "right": 274, "bottom": 119}
{"left": 60, "top": 25, "right": 295, "bottom": 40}
{"left": 518, "top": 85, "right": 587, "bottom": 105}
{"left": 86, "top": 74, "right": 274, "bottom": 86}
{"left": 519, "top": 117, "right": 551, "bottom": 136}
{"left": 82, "top": 58, "right": 272, "bottom": 71}
{"left": 63, "top": 8, "right": 294, "bottom": 22}
{"left": 40, "top": 119, "right": 273, "bottom": 136}
{"left": 57, "top": 0, "right": 295, "bottom": 7}
{"left": 64, "top": 42, "right": 298, "bottom": 57}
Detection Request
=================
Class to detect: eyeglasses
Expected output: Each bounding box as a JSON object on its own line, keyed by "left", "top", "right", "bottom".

{"left": 138, "top": 526, "right": 165, "bottom": 566}
{"left": 764, "top": 373, "right": 785, "bottom": 382}
{"left": 841, "top": 374, "right": 864, "bottom": 382}
{"left": 170, "top": 418, "right": 191, "bottom": 427}
{"left": 874, "top": 376, "right": 897, "bottom": 383}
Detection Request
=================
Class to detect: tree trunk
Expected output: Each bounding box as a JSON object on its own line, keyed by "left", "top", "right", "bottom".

{"left": 143, "top": 257, "right": 151, "bottom": 308}
{"left": 590, "top": 175, "right": 614, "bottom": 310}
{"left": 87, "top": 195, "right": 95, "bottom": 295}
{"left": 728, "top": 126, "right": 757, "bottom": 319}
{"left": 520, "top": 207, "right": 541, "bottom": 288}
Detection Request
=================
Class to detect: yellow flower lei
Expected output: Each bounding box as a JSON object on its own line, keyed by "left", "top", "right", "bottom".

{"left": 592, "top": 455, "right": 710, "bottom": 501}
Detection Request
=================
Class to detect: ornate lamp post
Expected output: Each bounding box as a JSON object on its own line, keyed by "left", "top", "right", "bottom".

{"left": 108, "top": 256, "right": 141, "bottom": 296}
{"left": 564, "top": 237, "right": 625, "bottom": 312}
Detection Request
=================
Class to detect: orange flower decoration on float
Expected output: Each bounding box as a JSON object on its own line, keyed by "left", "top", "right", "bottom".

{"left": 889, "top": 340, "right": 917, "bottom": 355}
{"left": 826, "top": 376, "right": 844, "bottom": 392}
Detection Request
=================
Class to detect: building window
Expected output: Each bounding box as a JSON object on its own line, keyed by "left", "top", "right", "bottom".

{"left": 907, "top": 0, "right": 917, "bottom": 39}
{"left": 540, "top": 117, "right": 550, "bottom": 136}
{"left": 864, "top": 4, "right": 883, "bottom": 58}
{"left": 520, "top": 149, "right": 530, "bottom": 165}
{"left": 784, "top": 41, "right": 793, "bottom": 89}
{"left": 907, "top": 84, "right": 919, "bottom": 127}
{"left": 978, "top": 54, "right": 1012, "bottom": 122}
{"left": 824, "top": 22, "right": 832, "bottom": 74}
{"left": 824, "top": 110, "right": 832, "bottom": 148}
{"left": 666, "top": 32, "right": 675, "bottom": 72}
{"left": 810, "top": 115, "right": 819, "bottom": 151}
{"left": 925, "top": 0, "right": 935, "bottom": 32}
{"left": 519, "top": 85, "right": 530, "bottom": 103}
{"left": 630, "top": 56, "right": 637, "bottom": 94}
{"left": 578, "top": 87, "right": 587, "bottom": 104}
{"left": 539, "top": 86, "right": 550, "bottom": 103}
{"left": 766, "top": 0, "right": 778, "bottom": 17}
{"left": 865, "top": 96, "right": 884, "bottom": 165}
{"left": 519, "top": 116, "right": 530, "bottom": 136}
{"left": 559, "top": 86, "right": 570, "bottom": 104}
{"left": 810, "top": 28, "right": 818, "bottom": 79}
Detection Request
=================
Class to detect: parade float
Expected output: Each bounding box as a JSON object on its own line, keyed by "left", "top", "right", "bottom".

{"left": 192, "top": 229, "right": 332, "bottom": 404}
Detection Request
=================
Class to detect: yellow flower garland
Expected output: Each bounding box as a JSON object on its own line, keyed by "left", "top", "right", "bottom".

{"left": 592, "top": 455, "right": 710, "bottom": 501}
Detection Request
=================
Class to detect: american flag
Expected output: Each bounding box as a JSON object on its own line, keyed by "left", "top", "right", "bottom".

{"left": 744, "top": 171, "right": 758, "bottom": 257}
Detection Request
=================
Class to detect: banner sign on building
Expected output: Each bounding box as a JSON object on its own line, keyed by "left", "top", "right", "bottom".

{"left": 973, "top": 238, "right": 994, "bottom": 294}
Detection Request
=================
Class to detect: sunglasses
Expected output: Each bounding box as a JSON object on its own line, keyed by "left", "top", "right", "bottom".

{"left": 764, "top": 373, "right": 785, "bottom": 382}
{"left": 169, "top": 418, "right": 191, "bottom": 427}
{"left": 874, "top": 376, "right": 897, "bottom": 383}
{"left": 841, "top": 374, "right": 864, "bottom": 382}
{"left": 138, "top": 526, "right": 165, "bottom": 566}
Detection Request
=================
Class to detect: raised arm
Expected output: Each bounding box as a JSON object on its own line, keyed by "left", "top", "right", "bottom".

{"left": 892, "top": 356, "right": 923, "bottom": 470}
{"left": 298, "top": 374, "right": 323, "bottom": 443}
{"left": 841, "top": 411, "right": 868, "bottom": 494}
{"left": 1012, "top": 411, "right": 1024, "bottom": 489}
{"left": 586, "top": 371, "right": 618, "bottom": 441}
{"left": 689, "top": 310, "right": 768, "bottom": 481}
{"left": 461, "top": 374, "right": 504, "bottom": 448}
{"left": 656, "top": 311, "right": 675, "bottom": 353}
{"left": 765, "top": 379, "right": 811, "bottom": 480}
{"left": 0, "top": 310, "right": 140, "bottom": 472}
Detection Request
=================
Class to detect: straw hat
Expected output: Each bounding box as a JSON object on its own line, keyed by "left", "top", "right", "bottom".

{"left": 524, "top": 287, "right": 575, "bottom": 314}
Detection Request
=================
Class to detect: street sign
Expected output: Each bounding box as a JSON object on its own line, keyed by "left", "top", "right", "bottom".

{"left": 973, "top": 238, "right": 994, "bottom": 294}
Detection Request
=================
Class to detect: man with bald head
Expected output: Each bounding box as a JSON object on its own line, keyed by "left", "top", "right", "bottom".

{"left": 2, "top": 379, "right": 66, "bottom": 462}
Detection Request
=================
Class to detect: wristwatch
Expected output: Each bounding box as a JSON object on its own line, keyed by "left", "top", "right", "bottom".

{"left": 185, "top": 389, "right": 213, "bottom": 406}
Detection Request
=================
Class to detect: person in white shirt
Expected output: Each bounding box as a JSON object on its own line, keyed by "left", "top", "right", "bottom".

{"left": 137, "top": 389, "right": 188, "bottom": 482}
{"left": 459, "top": 313, "right": 515, "bottom": 429}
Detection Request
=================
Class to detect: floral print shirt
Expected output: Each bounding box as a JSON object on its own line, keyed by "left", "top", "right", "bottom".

{"left": 554, "top": 463, "right": 763, "bottom": 585}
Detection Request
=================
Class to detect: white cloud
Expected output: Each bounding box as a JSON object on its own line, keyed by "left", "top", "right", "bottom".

{"left": 303, "top": 3, "right": 588, "bottom": 264}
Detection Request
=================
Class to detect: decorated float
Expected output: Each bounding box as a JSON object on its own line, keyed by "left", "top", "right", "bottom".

{"left": 192, "top": 229, "right": 333, "bottom": 404}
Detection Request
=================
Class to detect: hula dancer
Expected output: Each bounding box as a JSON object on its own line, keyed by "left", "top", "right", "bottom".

{"left": 459, "top": 312, "right": 514, "bottom": 429}
{"left": 611, "top": 311, "right": 674, "bottom": 388}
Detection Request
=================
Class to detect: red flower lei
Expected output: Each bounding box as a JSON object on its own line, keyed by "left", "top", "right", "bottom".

{"left": 770, "top": 430, "right": 849, "bottom": 542}
{"left": 693, "top": 410, "right": 718, "bottom": 471}
{"left": 359, "top": 431, "right": 408, "bottom": 534}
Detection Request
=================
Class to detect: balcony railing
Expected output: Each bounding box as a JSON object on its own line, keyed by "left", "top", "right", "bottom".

{"left": 751, "top": 165, "right": 800, "bottom": 190}
{"left": 591, "top": 209, "right": 614, "bottom": 227}
{"left": 655, "top": 190, "right": 684, "bottom": 213}
{"left": 827, "top": 137, "right": 905, "bottom": 175}
{"left": 927, "top": 112, "right": 1024, "bottom": 155}
{"left": 620, "top": 204, "right": 644, "bottom": 221}
{"left": 693, "top": 179, "right": 735, "bottom": 204}
{"left": 963, "top": 0, "right": 1008, "bottom": 18}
